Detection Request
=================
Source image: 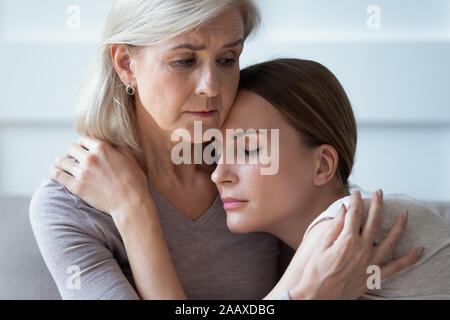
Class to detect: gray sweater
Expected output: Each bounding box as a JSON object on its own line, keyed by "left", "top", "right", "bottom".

{"left": 29, "top": 177, "right": 282, "bottom": 300}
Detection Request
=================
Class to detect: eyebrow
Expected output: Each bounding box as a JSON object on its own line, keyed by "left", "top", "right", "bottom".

{"left": 223, "top": 38, "right": 243, "bottom": 48}
{"left": 170, "top": 38, "right": 243, "bottom": 51}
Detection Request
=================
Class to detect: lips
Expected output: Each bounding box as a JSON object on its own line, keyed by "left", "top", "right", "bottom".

{"left": 185, "top": 110, "right": 218, "bottom": 118}
{"left": 221, "top": 197, "right": 248, "bottom": 210}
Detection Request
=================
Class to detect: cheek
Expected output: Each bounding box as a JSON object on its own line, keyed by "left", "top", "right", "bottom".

{"left": 275, "top": 150, "right": 315, "bottom": 210}
{"left": 240, "top": 163, "right": 264, "bottom": 197}
{"left": 136, "top": 65, "right": 192, "bottom": 127}
{"left": 258, "top": 168, "right": 297, "bottom": 215}
{"left": 226, "top": 163, "right": 267, "bottom": 233}
{"left": 241, "top": 164, "right": 285, "bottom": 221}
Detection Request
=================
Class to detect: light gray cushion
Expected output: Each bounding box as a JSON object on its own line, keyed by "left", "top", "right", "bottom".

{"left": 0, "top": 195, "right": 449, "bottom": 300}
{"left": 0, "top": 195, "right": 60, "bottom": 299}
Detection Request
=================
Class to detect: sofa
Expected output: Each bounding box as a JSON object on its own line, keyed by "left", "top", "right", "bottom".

{"left": 0, "top": 195, "right": 449, "bottom": 300}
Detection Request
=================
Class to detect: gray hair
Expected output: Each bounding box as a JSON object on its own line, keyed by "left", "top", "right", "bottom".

{"left": 75, "top": 0, "right": 261, "bottom": 155}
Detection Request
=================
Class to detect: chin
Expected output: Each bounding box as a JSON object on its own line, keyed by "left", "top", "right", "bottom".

{"left": 225, "top": 210, "right": 263, "bottom": 234}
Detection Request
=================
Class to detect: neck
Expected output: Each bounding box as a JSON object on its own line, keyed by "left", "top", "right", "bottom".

{"left": 268, "top": 184, "right": 350, "bottom": 249}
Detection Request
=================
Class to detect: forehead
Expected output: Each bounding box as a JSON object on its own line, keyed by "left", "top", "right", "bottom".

{"left": 224, "top": 90, "right": 289, "bottom": 131}
{"left": 200, "top": 8, "right": 245, "bottom": 35}
{"left": 161, "top": 8, "right": 244, "bottom": 48}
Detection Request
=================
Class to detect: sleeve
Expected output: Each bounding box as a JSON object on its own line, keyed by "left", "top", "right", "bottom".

{"left": 276, "top": 291, "right": 292, "bottom": 300}
{"left": 302, "top": 216, "right": 336, "bottom": 242}
{"left": 29, "top": 178, "right": 139, "bottom": 300}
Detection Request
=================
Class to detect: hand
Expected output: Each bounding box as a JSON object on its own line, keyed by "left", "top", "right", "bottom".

{"left": 51, "top": 136, "right": 186, "bottom": 300}
{"left": 290, "top": 190, "right": 423, "bottom": 300}
{"left": 50, "top": 136, "right": 150, "bottom": 219}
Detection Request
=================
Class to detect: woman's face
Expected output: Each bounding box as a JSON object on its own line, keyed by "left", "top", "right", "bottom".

{"left": 211, "top": 90, "right": 318, "bottom": 234}
{"left": 131, "top": 9, "right": 244, "bottom": 141}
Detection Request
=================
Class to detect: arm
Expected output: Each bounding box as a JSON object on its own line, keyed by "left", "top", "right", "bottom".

{"left": 51, "top": 136, "right": 186, "bottom": 299}
{"left": 29, "top": 178, "right": 139, "bottom": 300}
{"left": 110, "top": 197, "right": 186, "bottom": 299}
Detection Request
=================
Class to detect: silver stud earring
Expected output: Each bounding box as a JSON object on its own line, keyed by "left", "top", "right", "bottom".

{"left": 126, "top": 84, "right": 135, "bottom": 96}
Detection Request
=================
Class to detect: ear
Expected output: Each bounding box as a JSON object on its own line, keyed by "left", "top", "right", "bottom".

{"left": 110, "top": 44, "right": 137, "bottom": 87}
{"left": 312, "top": 144, "right": 339, "bottom": 187}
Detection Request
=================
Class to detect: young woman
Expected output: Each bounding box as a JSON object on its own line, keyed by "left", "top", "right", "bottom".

{"left": 211, "top": 59, "right": 450, "bottom": 299}
{"left": 31, "top": 0, "right": 420, "bottom": 300}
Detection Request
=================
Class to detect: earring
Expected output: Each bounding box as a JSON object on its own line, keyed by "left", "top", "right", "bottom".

{"left": 126, "top": 84, "right": 135, "bottom": 96}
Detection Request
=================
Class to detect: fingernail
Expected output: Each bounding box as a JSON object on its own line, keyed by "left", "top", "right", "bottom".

{"left": 402, "top": 210, "right": 408, "bottom": 224}
{"left": 416, "top": 247, "right": 424, "bottom": 258}
{"left": 377, "top": 189, "right": 383, "bottom": 198}
{"left": 339, "top": 204, "right": 346, "bottom": 215}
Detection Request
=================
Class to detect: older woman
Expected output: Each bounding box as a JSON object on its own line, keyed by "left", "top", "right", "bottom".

{"left": 30, "top": 0, "right": 418, "bottom": 300}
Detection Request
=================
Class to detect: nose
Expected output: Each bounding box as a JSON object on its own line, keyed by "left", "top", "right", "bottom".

{"left": 195, "top": 63, "right": 220, "bottom": 97}
{"left": 211, "top": 162, "right": 238, "bottom": 187}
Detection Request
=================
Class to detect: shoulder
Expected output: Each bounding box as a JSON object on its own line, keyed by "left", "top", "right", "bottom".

{"left": 358, "top": 192, "right": 450, "bottom": 242}
{"left": 29, "top": 177, "right": 107, "bottom": 240}
{"left": 30, "top": 177, "right": 80, "bottom": 223}
{"left": 380, "top": 194, "right": 447, "bottom": 227}
{"left": 376, "top": 194, "right": 450, "bottom": 262}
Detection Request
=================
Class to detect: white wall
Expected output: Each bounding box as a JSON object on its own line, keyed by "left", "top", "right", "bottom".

{"left": 1, "top": 0, "right": 449, "bottom": 200}
{"left": 0, "top": 0, "right": 108, "bottom": 195}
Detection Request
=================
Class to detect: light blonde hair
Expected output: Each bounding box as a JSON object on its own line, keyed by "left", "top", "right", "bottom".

{"left": 75, "top": 0, "right": 261, "bottom": 155}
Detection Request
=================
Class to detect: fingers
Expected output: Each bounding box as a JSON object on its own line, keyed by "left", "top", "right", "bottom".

{"left": 50, "top": 165, "right": 76, "bottom": 193}
{"left": 78, "top": 135, "right": 105, "bottom": 152}
{"left": 322, "top": 204, "right": 347, "bottom": 249}
{"left": 341, "top": 190, "right": 363, "bottom": 237}
{"left": 66, "top": 143, "right": 89, "bottom": 164}
{"left": 373, "top": 210, "right": 408, "bottom": 264}
{"left": 54, "top": 156, "right": 81, "bottom": 178}
{"left": 361, "top": 190, "right": 383, "bottom": 245}
{"left": 379, "top": 247, "right": 424, "bottom": 280}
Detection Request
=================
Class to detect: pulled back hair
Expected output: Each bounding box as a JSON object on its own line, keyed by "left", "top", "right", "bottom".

{"left": 239, "top": 59, "right": 357, "bottom": 191}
